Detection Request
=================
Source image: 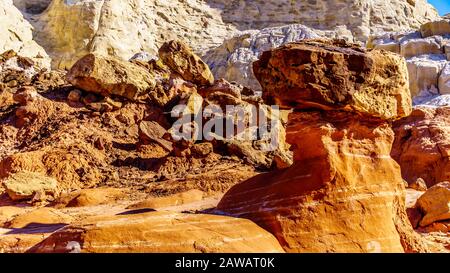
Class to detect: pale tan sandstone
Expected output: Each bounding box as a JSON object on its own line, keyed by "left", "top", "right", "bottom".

{"left": 0, "top": 0, "right": 50, "bottom": 68}
{"left": 27, "top": 0, "right": 237, "bottom": 69}
{"left": 29, "top": 211, "right": 285, "bottom": 253}
{"left": 66, "top": 54, "right": 156, "bottom": 101}
{"left": 207, "top": 0, "right": 439, "bottom": 42}
{"left": 420, "top": 19, "right": 450, "bottom": 38}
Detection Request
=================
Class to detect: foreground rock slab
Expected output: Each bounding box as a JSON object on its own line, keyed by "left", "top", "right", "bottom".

{"left": 29, "top": 211, "right": 284, "bottom": 253}
{"left": 253, "top": 39, "right": 412, "bottom": 120}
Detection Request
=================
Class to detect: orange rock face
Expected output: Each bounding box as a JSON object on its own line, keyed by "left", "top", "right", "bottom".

{"left": 216, "top": 40, "right": 425, "bottom": 253}
{"left": 392, "top": 107, "right": 450, "bottom": 187}
{"left": 217, "top": 111, "right": 420, "bottom": 252}
{"left": 29, "top": 211, "right": 284, "bottom": 253}
{"left": 253, "top": 39, "right": 412, "bottom": 120}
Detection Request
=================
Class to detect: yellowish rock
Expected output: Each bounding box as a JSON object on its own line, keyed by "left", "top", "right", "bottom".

{"left": 417, "top": 181, "right": 450, "bottom": 227}
{"left": 66, "top": 54, "right": 156, "bottom": 101}
{"left": 159, "top": 40, "right": 214, "bottom": 86}
{"left": 2, "top": 171, "right": 58, "bottom": 201}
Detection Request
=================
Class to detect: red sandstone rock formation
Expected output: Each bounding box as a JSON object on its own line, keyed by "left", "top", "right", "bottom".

{"left": 392, "top": 107, "right": 450, "bottom": 187}
{"left": 217, "top": 40, "right": 428, "bottom": 253}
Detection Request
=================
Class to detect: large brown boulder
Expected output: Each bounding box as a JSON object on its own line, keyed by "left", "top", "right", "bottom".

{"left": 253, "top": 39, "right": 412, "bottom": 120}
{"left": 159, "top": 40, "right": 214, "bottom": 86}
{"left": 29, "top": 211, "right": 284, "bottom": 253}
{"left": 392, "top": 107, "right": 450, "bottom": 187}
{"left": 66, "top": 54, "right": 156, "bottom": 100}
{"left": 216, "top": 40, "right": 426, "bottom": 253}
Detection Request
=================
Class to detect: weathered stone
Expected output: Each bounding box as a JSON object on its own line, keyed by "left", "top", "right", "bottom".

{"left": 410, "top": 178, "right": 428, "bottom": 191}
{"left": 28, "top": 0, "right": 237, "bottom": 69}
{"left": 127, "top": 190, "right": 205, "bottom": 210}
{"left": 417, "top": 182, "right": 450, "bottom": 227}
{"left": 66, "top": 54, "right": 156, "bottom": 101}
{"left": 3, "top": 171, "right": 58, "bottom": 201}
{"left": 55, "top": 188, "right": 127, "bottom": 208}
{"left": 0, "top": 0, "right": 50, "bottom": 68}
{"left": 400, "top": 37, "right": 443, "bottom": 58}
{"left": 253, "top": 39, "right": 412, "bottom": 120}
{"left": 159, "top": 40, "right": 214, "bottom": 86}
{"left": 439, "top": 63, "right": 450, "bottom": 95}
{"left": 67, "top": 89, "right": 82, "bottom": 103}
{"left": 5, "top": 207, "right": 73, "bottom": 229}
{"left": 217, "top": 110, "right": 424, "bottom": 253}
{"left": 392, "top": 107, "right": 450, "bottom": 186}
{"left": 29, "top": 211, "right": 285, "bottom": 253}
{"left": 420, "top": 19, "right": 450, "bottom": 38}
{"left": 204, "top": 25, "right": 320, "bottom": 90}
{"left": 406, "top": 55, "right": 447, "bottom": 98}
{"left": 208, "top": 0, "right": 438, "bottom": 42}
{"left": 139, "top": 121, "right": 173, "bottom": 151}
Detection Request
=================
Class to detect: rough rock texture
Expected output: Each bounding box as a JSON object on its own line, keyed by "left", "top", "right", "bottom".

{"left": 392, "top": 107, "right": 450, "bottom": 187}
{"left": 217, "top": 40, "right": 425, "bottom": 253}
{"left": 204, "top": 24, "right": 321, "bottom": 91}
{"left": 421, "top": 19, "right": 450, "bottom": 38}
{"left": 23, "top": 0, "right": 237, "bottom": 69}
{"left": 417, "top": 182, "right": 450, "bottom": 226}
{"left": 253, "top": 40, "right": 412, "bottom": 120}
{"left": 30, "top": 211, "right": 285, "bottom": 253}
{"left": 207, "top": 0, "right": 439, "bottom": 42}
{"left": 368, "top": 20, "right": 450, "bottom": 103}
{"left": 66, "top": 54, "right": 156, "bottom": 100}
{"left": 127, "top": 189, "right": 205, "bottom": 209}
{"left": 159, "top": 41, "right": 214, "bottom": 86}
{"left": 217, "top": 111, "right": 422, "bottom": 253}
{"left": 0, "top": 0, "right": 50, "bottom": 68}
{"left": 2, "top": 171, "right": 58, "bottom": 201}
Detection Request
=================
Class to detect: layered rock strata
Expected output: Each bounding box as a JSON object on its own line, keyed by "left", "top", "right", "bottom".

{"left": 216, "top": 40, "right": 427, "bottom": 253}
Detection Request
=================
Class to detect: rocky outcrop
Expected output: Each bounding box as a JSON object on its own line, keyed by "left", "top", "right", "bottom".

{"left": 204, "top": 24, "right": 321, "bottom": 91}
{"left": 392, "top": 107, "right": 450, "bottom": 187}
{"left": 23, "top": 0, "right": 237, "bottom": 69}
{"left": 254, "top": 40, "right": 412, "bottom": 120}
{"left": 416, "top": 182, "right": 450, "bottom": 227}
{"left": 368, "top": 19, "right": 450, "bottom": 103}
{"left": 0, "top": 0, "right": 50, "bottom": 68}
{"left": 159, "top": 41, "right": 214, "bottom": 86}
{"left": 30, "top": 211, "right": 285, "bottom": 253}
{"left": 66, "top": 54, "right": 156, "bottom": 101}
{"left": 2, "top": 171, "right": 58, "bottom": 201}
{"left": 207, "top": 0, "right": 439, "bottom": 42}
{"left": 216, "top": 40, "right": 426, "bottom": 253}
